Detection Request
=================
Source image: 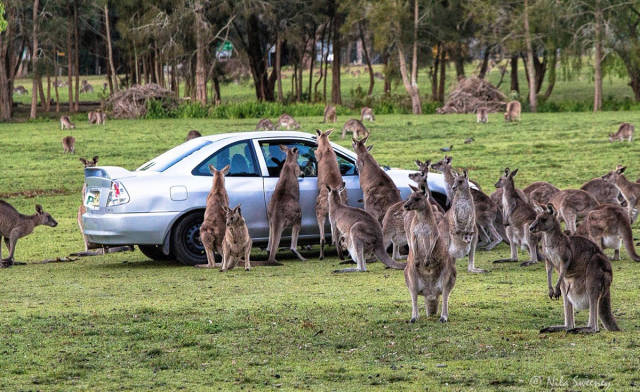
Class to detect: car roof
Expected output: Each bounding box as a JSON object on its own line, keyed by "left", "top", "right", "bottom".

{"left": 199, "top": 130, "right": 317, "bottom": 143}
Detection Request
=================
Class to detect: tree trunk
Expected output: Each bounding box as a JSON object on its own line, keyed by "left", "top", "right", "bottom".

{"left": 67, "top": 26, "right": 73, "bottom": 112}
{"left": 397, "top": 43, "right": 422, "bottom": 114}
{"left": 38, "top": 77, "right": 46, "bottom": 110}
{"left": 297, "top": 52, "right": 304, "bottom": 102}
{"left": 478, "top": 47, "right": 491, "bottom": 79}
{"left": 276, "top": 34, "right": 283, "bottom": 102}
{"left": 331, "top": 15, "right": 342, "bottom": 105}
{"left": 104, "top": 2, "right": 118, "bottom": 92}
{"left": 431, "top": 43, "right": 440, "bottom": 100}
{"left": 30, "top": 0, "right": 40, "bottom": 119}
{"left": 383, "top": 50, "right": 391, "bottom": 93}
{"left": 510, "top": 55, "right": 519, "bottom": 93}
{"left": 234, "top": 15, "right": 275, "bottom": 101}
{"left": 358, "top": 22, "right": 374, "bottom": 96}
{"left": 213, "top": 76, "right": 221, "bottom": 104}
{"left": 438, "top": 49, "right": 446, "bottom": 102}
{"left": 543, "top": 49, "right": 557, "bottom": 100}
{"left": 323, "top": 22, "right": 330, "bottom": 102}
{"left": 195, "top": 1, "right": 207, "bottom": 106}
{"left": 593, "top": 0, "right": 603, "bottom": 111}
{"left": 411, "top": 0, "right": 419, "bottom": 88}
{"left": 133, "top": 45, "right": 139, "bottom": 85}
{"left": 54, "top": 71, "right": 60, "bottom": 113}
{"left": 307, "top": 27, "right": 316, "bottom": 102}
{"left": 170, "top": 61, "right": 177, "bottom": 96}
{"left": 73, "top": 0, "right": 79, "bottom": 112}
{"left": 454, "top": 44, "right": 465, "bottom": 80}
{"left": 523, "top": 0, "right": 537, "bottom": 112}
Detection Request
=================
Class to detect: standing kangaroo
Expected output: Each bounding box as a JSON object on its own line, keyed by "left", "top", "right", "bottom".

{"left": 361, "top": 107, "right": 375, "bottom": 122}
{"left": 494, "top": 168, "right": 540, "bottom": 266}
{"left": 342, "top": 119, "right": 369, "bottom": 140}
{"left": 353, "top": 136, "right": 401, "bottom": 224}
{"left": 504, "top": 101, "right": 521, "bottom": 122}
{"left": 88, "top": 111, "right": 106, "bottom": 125}
{"left": 608, "top": 122, "right": 634, "bottom": 142}
{"left": 601, "top": 166, "right": 640, "bottom": 223}
{"left": 220, "top": 205, "right": 252, "bottom": 271}
{"left": 327, "top": 183, "right": 405, "bottom": 272}
{"left": 60, "top": 116, "right": 75, "bottom": 130}
{"left": 323, "top": 105, "right": 337, "bottom": 123}
{"left": 580, "top": 177, "right": 621, "bottom": 206}
{"left": 530, "top": 204, "right": 620, "bottom": 333}
{"left": 403, "top": 185, "right": 456, "bottom": 323}
{"left": 0, "top": 202, "right": 58, "bottom": 266}
{"left": 62, "top": 136, "right": 76, "bottom": 154}
{"left": 476, "top": 108, "right": 488, "bottom": 123}
{"left": 314, "top": 129, "right": 346, "bottom": 260}
{"left": 576, "top": 204, "right": 640, "bottom": 262}
{"left": 197, "top": 164, "right": 230, "bottom": 268}
{"left": 523, "top": 181, "right": 560, "bottom": 205}
{"left": 549, "top": 189, "right": 599, "bottom": 234}
{"left": 78, "top": 156, "right": 98, "bottom": 252}
{"left": 266, "top": 145, "right": 306, "bottom": 265}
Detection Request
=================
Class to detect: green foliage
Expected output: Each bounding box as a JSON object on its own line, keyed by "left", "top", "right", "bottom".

{"left": 144, "top": 99, "right": 171, "bottom": 119}
{"left": 0, "top": 2, "right": 7, "bottom": 33}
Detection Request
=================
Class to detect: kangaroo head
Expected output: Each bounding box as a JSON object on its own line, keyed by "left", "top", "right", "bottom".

{"left": 326, "top": 182, "right": 346, "bottom": 205}
{"left": 414, "top": 159, "right": 431, "bottom": 174}
{"left": 79, "top": 156, "right": 99, "bottom": 168}
{"left": 409, "top": 171, "right": 427, "bottom": 190}
{"left": 451, "top": 169, "right": 469, "bottom": 192}
{"left": 351, "top": 136, "right": 370, "bottom": 154}
{"left": 601, "top": 166, "right": 626, "bottom": 184}
{"left": 315, "top": 129, "right": 334, "bottom": 154}
{"left": 404, "top": 184, "right": 429, "bottom": 211}
{"left": 209, "top": 164, "right": 230, "bottom": 187}
{"left": 495, "top": 168, "right": 517, "bottom": 188}
{"left": 430, "top": 156, "right": 452, "bottom": 172}
{"left": 225, "top": 205, "right": 244, "bottom": 226}
{"left": 530, "top": 203, "right": 557, "bottom": 233}
{"left": 35, "top": 204, "right": 58, "bottom": 227}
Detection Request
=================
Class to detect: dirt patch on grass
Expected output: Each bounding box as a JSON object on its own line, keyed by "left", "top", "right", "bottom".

{"left": 0, "top": 188, "right": 72, "bottom": 199}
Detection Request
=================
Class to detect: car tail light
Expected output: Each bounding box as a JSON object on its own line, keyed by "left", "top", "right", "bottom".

{"left": 106, "top": 180, "right": 130, "bottom": 206}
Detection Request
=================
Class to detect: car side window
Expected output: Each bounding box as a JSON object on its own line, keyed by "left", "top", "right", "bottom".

{"left": 192, "top": 140, "right": 260, "bottom": 176}
{"left": 336, "top": 153, "right": 357, "bottom": 176}
{"left": 259, "top": 140, "right": 317, "bottom": 178}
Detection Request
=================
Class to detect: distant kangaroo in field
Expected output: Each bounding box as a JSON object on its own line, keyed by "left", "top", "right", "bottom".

{"left": 602, "top": 166, "right": 640, "bottom": 224}
{"left": 256, "top": 118, "right": 276, "bottom": 131}
{"left": 314, "top": 129, "right": 346, "bottom": 260}
{"left": 609, "top": 122, "right": 634, "bottom": 142}
{"left": 530, "top": 203, "right": 620, "bottom": 333}
{"left": 0, "top": 202, "right": 58, "bottom": 267}
{"left": 361, "top": 107, "right": 375, "bottom": 122}
{"left": 323, "top": 105, "right": 337, "bottom": 123}
{"left": 186, "top": 130, "right": 202, "bottom": 141}
{"left": 342, "top": 119, "right": 369, "bottom": 140}
{"left": 277, "top": 113, "right": 300, "bottom": 130}
{"left": 220, "top": 205, "right": 252, "bottom": 272}
{"left": 88, "top": 111, "right": 106, "bottom": 125}
{"left": 62, "top": 136, "right": 75, "bottom": 154}
{"left": 504, "top": 101, "right": 521, "bottom": 122}
{"left": 549, "top": 189, "right": 599, "bottom": 234}
{"left": 197, "top": 164, "right": 230, "bottom": 268}
{"left": 494, "top": 168, "right": 540, "bottom": 266}
{"left": 576, "top": 204, "right": 640, "bottom": 262}
{"left": 403, "top": 185, "right": 456, "bottom": 322}
{"left": 523, "top": 181, "right": 560, "bottom": 205}
{"left": 476, "top": 108, "right": 488, "bottom": 123}
{"left": 266, "top": 145, "right": 306, "bottom": 265}
{"left": 353, "top": 136, "right": 401, "bottom": 224}
{"left": 60, "top": 116, "right": 75, "bottom": 130}
{"left": 327, "top": 183, "right": 405, "bottom": 272}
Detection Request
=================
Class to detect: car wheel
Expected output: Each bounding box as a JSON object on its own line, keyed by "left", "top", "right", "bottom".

{"left": 138, "top": 244, "right": 173, "bottom": 261}
{"left": 172, "top": 211, "right": 208, "bottom": 266}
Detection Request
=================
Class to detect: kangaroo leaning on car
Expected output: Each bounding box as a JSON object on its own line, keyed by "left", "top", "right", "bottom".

{"left": 0, "top": 202, "right": 58, "bottom": 267}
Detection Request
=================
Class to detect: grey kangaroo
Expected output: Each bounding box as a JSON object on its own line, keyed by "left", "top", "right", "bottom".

{"left": 0, "top": 202, "right": 58, "bottom": 267}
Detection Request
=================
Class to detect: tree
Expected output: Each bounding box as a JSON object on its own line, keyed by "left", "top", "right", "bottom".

{"left": 523, "top": 0, "right": 536, "bottom": 112}
{"left": 29, "top": 0, "right": 39, "bottom": 119}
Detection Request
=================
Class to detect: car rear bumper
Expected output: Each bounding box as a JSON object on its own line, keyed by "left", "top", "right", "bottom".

{"left": 83, "top": 211, "right": 178, "bottom": 245}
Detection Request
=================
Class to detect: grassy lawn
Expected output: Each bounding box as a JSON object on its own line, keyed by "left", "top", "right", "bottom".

{"left": 1, "top": 112, "right": 640, "bottom": 390}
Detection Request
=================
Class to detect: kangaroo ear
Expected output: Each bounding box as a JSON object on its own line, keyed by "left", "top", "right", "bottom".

{"left": 445, "top": 156, "right": 452, "bottom": 164}
{"left": 546, "top": 203, "right": 556, "bottom": 214}
{"left": 366, "top": 145, "right": 373, "bottom": 152}
{"left": 279, "top": 144, "right": 288, "bottom": 152}
{"left": 79, "top": 158, "right": 88, "bottom": 165}
{"left": 291, "top": 147, "right": 298, "bottom": 154}
{"left": 338, "top": 181, "right": 346, "bottom": 192}
{"left": 463, "top": 168, "right": 469, "bottom": 178}
{"left": 509, "top": 168, "right": 518, "bottom": 177}
{"left": 325, "top": 184, "right": 332, "bottom": 192}
{"left": 208, "top": 164, "right": 216, "bottom": 174}
{"left": 617, "top": 166, "right": 626, "bottom": 174}
{"left": 360, "top": 135, "right": 369, "bottom": 145}
{"left": 234, "top": 205, "right": 242, "bottom": 215}
{"left": 532, "top": 202, "right": 544, "bottom": 214}
{"left": 415, "top": 159, "right": 423, "bottom": 168}
{"left": 92, "top": 156, "right": 99, "bottom": 163}
{"left": 221, "top": 164, "right": 230, "bottom": 175}
{"left": 35, "top": 204, "right": 43, "bottom": 214}
{"left": 315, "top": 129, "right": 322, "bottom": 136}
{"left": 504, "top": 167, "right": 510, "bottom": 176}
{"left": 325, "top": 128, "right": 334, "bottom": 137}
{"left": 409, "top": 184, "right": 420, "bottom": 193}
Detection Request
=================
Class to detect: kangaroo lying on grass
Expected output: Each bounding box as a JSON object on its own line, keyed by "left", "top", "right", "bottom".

{"left": 601, "top": 166, "right": 640, "bottom": 224}
{"left": 327, "top": 183, "right": 405, "bottom": 272}
{"left": 403, "top": 185, "right": 456, "bottom": 322}
{"left": 220, "top": 205, "right": 252, "bottom": 272}
{"left": 197, "top": 164, "right": 230, "bottom": 268}
{"left": 0, "top": 202, "right": 58, "bottom": 267}
{"left": 530, "top": 204, "right": 620, "bottom": 333}
{"left": 576, "top": 204, "right": 640, "bottom": 262}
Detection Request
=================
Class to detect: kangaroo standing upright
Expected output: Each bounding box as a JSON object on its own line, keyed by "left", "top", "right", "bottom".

{"left": 0, "top": 202, "right": 58, "bottom": 267}
{"left": 361, "top": 107, "right": 375, "bottom": 122}
{"left": 601, "top": 166, "right": 640, "bottom": 223}
{"left": 327, "top": 184, "right": 405, "bottom": 272}
{"left": 314, "top": 129, "right": 346, "bottom": 260}
{"left": 323, "top": 105, "right": 337, "bottom": 123}
{"left": 220, "top": 205, "right": 252, "bottom": 271}
{"left": 403, "top": 185, "right": 456, "bottom": 322}
{"left": 476, "top": 108, "right": 488, "bottom": 123}
{"left": 62, "top": 136, "right": 76, "bottom": 154}
{"left": 504, "top": 101, "right": 521, "bottom": 122}
{"left": 266, "top": 146, "right": 306, "bottom": 265}
{"left": 197, "top": 164, "right": 230, "bottom": 268}
{"left": 530, "top": 204, "right": 620, "bottom": 333}
{"left": 352, "top": 137, "right": 401, "bottom": 224}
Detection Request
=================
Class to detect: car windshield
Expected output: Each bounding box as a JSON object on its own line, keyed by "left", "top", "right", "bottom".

{"left": 137, "top": 139, "right": 214, "bottom": 172}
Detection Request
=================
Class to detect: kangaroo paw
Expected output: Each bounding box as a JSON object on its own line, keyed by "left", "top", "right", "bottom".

{"left": 520, "top": 260, "right": 538, "bottom": 267}
{"left": 539, "top": 325, "right": 567, "bottom": 333}
{"left": 567, "top": 327, "right": 599, "bottom": 334}
{"left": 468, "top": 266, "right": 488, "bottom": 273}
{"left": 492, "top": 258, "right": 517, "bottom": 264}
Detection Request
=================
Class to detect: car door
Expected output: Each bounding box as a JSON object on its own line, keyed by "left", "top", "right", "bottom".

{"left": 191, "top": 140, "right": 270, "bottom": 241}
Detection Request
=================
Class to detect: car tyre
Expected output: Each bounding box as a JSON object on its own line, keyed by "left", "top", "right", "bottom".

{"left": 138, "top": 244, "right": 173, "bottom": 261}
{"left": 172, "top": 211, "right": 208, "bottom": 266}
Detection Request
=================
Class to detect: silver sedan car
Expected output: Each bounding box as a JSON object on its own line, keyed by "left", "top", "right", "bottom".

{"left": 82, "top": 131, "right": 447, "bottom": 265}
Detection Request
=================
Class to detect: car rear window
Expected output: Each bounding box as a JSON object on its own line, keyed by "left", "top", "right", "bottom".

{"left": 137, "top": 139, "right": 213, "bottom": 172}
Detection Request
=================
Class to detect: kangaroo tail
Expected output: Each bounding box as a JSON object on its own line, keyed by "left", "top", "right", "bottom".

{"left": 620, "top": 216, "right": 640, "bottom": 261}
{"left": 599, "top": 290, "right": 621, "bottom": 331}
{"left": 375, "top": 245, "right": 406, "bottom": 270}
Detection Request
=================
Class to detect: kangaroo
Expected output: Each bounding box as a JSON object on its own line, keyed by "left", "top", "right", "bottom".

{"left": 80, "top": 80, "right": 94, "bottom": 93}
{"left": 580, "top": 177, "right": 620, "bottom": 206}
{"left": 77, "top": 156, "right": 98, "bottom": 252}
{"left": 60, "top": 116, "right": 75, "bottom": 130}
{"left": 403, "top": 185, "right": 456, "bottom": 322}
{"left": 374, "top": 72, "right": 384, "bottom": 80}
{"left": 277, "top": 113, "right": 300, "bottom": 130}
{"left": 576, "top": 204, "right": 640, "bottom": 262}
{"left": 530, "top": 204, "right": 620, "bottom": 333}
{"left": 504, "top": 100, "right": 521, "bottom": 122}
{"left": 314, "top": 129, "right": 347, "bottom": 260}
{"left": 601, "top": 166, "right": 640, "bottom": 223}
{"left": 186, "top": 130, "right": 202, "bottom": 141}
{"left": 62, "top": 136, "right": 76, "bottom": 154}
{"left": 549, "top": 189, "right": 599, "bottom": 234}
{"left": 323, "top": 105, "right": 337, "bottom": 123}
{"left": 220, "top": 205, "right": 252, "bottom": 271}
{"left": 523, "top": 181, "right": 560, "bottom": 205}
{"left": 493, "top": 168, "right": 540, "bottom": 266}
{"left": 256, "top": 118, "right": 276, "bottom": 131}
{"left": 197, "top": 164, "right": 230, "bottom": 268}
{"left": 13, "top": 85, "right": 27, "bottom": 95}
{"left": 352, "top": 137, "right": 401, "bottom": 224}
{"left": 327, "top": 183, "right": 405, "bottom": 272}
{"left": 88, "top": 111, "right": 106, "bottom": 125}
{"left": 608, "top": 122, "right": 634, "bottom": 142}
{"left": 0, "top": 202, "right": 58, "bottom": 267}
{"left": 342, "top": 119, "right": 369, "bottom": 140}
{"left": 361, "top": 107, "right": 375, "bottom": 122}
{"left": 476, "top": 107, "right": 488, "bottom": 123}
{"left": 266, "top": 146, "right": 306, "bottom": 265}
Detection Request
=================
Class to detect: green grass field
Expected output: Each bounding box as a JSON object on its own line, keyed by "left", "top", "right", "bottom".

{"left": 1, "top": 112, "right": 640, "bottom": 390}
